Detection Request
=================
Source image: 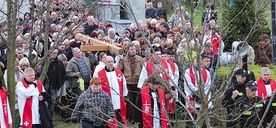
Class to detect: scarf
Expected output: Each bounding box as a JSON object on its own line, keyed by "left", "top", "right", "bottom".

{"left": 0, "top": 88, "right": 9, "bottom": 128}
{"left": 146, "top": 60, "right": 154, "bottom": 76}
{"left": 257, "top": 77, "right": 276, "bottom": 102}
{"left": 160, "top": 59, "right": 169, "bottom": 81}
{"left": 21, "top": 79, "right": 43, "bottom": 128}
{"left": 189, "top": 67, "right": 208, "bottom": 86}
{"left": 167, "top": 60, "right": 176, "bottom": 75}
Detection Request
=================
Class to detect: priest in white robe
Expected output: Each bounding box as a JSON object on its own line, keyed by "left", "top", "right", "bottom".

{"left": 95, "top": 56, "right": 128, "bottom": 127}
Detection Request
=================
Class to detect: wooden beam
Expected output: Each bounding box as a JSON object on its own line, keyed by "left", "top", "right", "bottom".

{"left": 80, "top": 45, "right": 109, "bottom": 51}
{"left": 75, "top": 33, "right": 123, "bottom": 54}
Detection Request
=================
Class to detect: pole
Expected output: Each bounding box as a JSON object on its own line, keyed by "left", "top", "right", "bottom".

{"left": 272, "top": 0, "right": 276, "bottom": 64}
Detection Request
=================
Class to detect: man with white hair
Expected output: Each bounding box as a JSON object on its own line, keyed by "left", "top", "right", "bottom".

{"left": 149, "top": 19, "right": 158, "bottom": 32}
{"left": 107, "top": 28, "right": 121, "bottom": 45}
{"left": 257, "top": 67, "right": 276, "bottom": 126}
{"left": 256, "top": 67, "right": 276, "bottom": 101}
{"left": 83, "top": 16, "right": 98, "bottom": 35}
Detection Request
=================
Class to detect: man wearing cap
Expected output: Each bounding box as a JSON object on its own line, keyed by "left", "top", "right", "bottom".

{"left": 222, "top": 68, "right": 248, "bottom": 127}
{"left": 255, "top": 67, "right": 276, "bottom": 126}
{"left": 234, "top": 81, "right": 264, "bottom": 128}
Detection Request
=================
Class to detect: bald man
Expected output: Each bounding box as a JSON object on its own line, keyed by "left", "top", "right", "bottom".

{"left": 95, "top": 56, "right": 128, "bottom": 127}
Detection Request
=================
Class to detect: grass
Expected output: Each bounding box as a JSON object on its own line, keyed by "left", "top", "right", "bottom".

{"left": 53, "top": 115, "right": 81, "bottom": 128}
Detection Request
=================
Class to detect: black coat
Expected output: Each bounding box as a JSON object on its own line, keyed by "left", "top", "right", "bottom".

{"left": 39, "top": 92, "right": 53, "bottom": 128}
{"left": 47, "top": 58, "right": 66, "bottom": 90}
{"left": 156, "top": 8, "right": 167, "bottom": 20}
{"left": 235, "top": 96, "right": 264, "bottom": 128}
{"left": 201, "top": 10, "right": 217, "bottom": 25}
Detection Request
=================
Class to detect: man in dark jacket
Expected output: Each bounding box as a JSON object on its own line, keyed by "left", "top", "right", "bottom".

{"left": 83, "top": 16, "right": 98, "bottom": 35}
{"left": 156, "top": 2, "right": 167, "bottom": 21}
{"left": 145, "top": 2, "right": 157, "bottom": 19}
{"left": 222, "top": 69, "right": 248, "bottom": 127}
{"left": 234, "top": 81, "right": 264, "bottom": 128}
{"left": 47, "top": 49, "right": 66, "bottom": 116}
{"left": 201, "top": 4, "right": 217, "bottom": 26}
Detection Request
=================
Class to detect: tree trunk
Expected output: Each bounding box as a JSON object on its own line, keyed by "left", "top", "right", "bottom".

{"left": 7, "top": 0, "right": 17, "bottom": 124}
{"left": 38, "top": 0, "right": 51, "bottom": 82}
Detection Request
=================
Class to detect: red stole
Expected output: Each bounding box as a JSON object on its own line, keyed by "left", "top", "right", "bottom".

{"left": 167, "top": 60, "right": 176, "bottom": 113}
{"left": 0, "top": 88, "right": 9, "bottom": 128}
{"left": 146, "top": 60, "right": 154, "bottom": 76}
{"left": 141, "top": 86, "right": 168, "bottom": 128}
{"left": 188, "top": 67, "right": 208, "bottom": 114}
{"left": 257, "top": 78, "right": 276, "bottom": 102}
{"left": 160, "top": 59, "right": 169, "bottom": 81}
{"left": 98, "top": 68, "right": 127, "bottom": 128}
{"left": 167, "top": 60, "right": 176, "bottom": 75}
{"left": 190, "top": 67, "right": 207, "bottom": 86}
{"left": 21, "top": 79, "right": 43, "bottom": 128}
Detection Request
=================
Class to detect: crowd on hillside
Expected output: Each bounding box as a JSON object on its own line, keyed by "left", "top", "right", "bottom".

{"left": 0, "top": 0, "right": 274, "bottom": 128}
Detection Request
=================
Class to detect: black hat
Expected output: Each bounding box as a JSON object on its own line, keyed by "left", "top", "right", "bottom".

{"left": 149, "top": 77, "right": 160, "bottom": 85}
{"left": 246, "top": 80, "right": 258, "bottom": 89}
{"left": 234, "top": 69, "right": 247, "bottom": 77}
{"left": 164, "top": 49, "right": 174, "bottom": 55}
{"left": 151, "top": 46, "right": 162, "bottom": 53}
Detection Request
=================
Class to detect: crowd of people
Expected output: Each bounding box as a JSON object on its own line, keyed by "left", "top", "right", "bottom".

{"left": 0, "top": 0, "right": 274, "bottom": 128}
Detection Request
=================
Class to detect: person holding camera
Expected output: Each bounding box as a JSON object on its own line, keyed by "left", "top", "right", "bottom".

{"left": 134, "top": 76, "right": 169, "bottom": 128}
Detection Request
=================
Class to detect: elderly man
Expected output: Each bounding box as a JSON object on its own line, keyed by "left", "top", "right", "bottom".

{"left": 256, "top": 67, "right": 276, "bottom": 126}
{"left": 83, "top": 16, "right": 98, "bottom": 35}
{"left": 66, "top": 47, "right": 91, "bottom": 95}
{"left": 95, "top": 56, "right": 128, "bottom": 127}
{"left": 256, "top": 67, "right": 276, "bottom": 101}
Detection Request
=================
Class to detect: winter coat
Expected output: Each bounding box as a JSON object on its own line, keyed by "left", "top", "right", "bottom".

{"left": 66, "top": 57, "right": 91, "bottom": 88}
{"left": 255, "top": 40, "right": 272, "bottom": 66}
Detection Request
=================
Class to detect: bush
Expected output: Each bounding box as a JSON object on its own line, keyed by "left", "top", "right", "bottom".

{"left": 222, "top": 0, "right": 270, "bottom": 51}
{"left": 216, "top": 64, "right": 276, "bottom": 82}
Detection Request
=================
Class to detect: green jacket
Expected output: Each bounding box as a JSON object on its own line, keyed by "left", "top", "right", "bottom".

{"left": 66, "top": 57, "right": 91, "bottom": 88}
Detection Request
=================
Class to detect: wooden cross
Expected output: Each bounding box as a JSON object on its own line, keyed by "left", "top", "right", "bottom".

{"left": 75, "top": 33, "right": 124, "bottom": 54}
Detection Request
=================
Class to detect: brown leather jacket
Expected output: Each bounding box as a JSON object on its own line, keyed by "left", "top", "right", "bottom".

{"left": 117, "top": 55, "right": 144, "bottom": 85}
